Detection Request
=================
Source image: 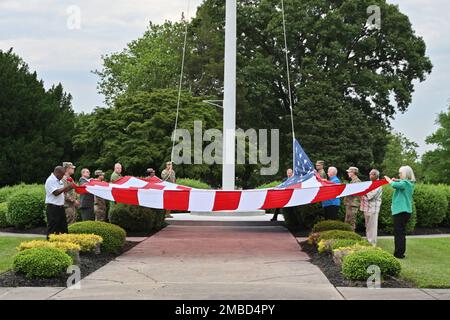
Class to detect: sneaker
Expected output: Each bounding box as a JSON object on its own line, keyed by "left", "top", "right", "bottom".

{"left": 166, "top": 214, "right": 174, "bottom": 218}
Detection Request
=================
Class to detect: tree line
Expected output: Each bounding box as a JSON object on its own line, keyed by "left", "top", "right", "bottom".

{"left": 0, "top": 0, "right": 447, "bottom": 187}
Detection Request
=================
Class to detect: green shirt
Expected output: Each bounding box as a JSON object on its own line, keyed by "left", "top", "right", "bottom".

{"left": 390, "top": 179, "right": 415, "bottom": 215}
{"left": 110, "top": 172, "right": 122, "bottom": 183}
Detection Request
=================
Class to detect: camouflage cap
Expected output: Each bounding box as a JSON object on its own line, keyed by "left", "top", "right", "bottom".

{"left": 315, "top": 160, "right": 325, "bottom": 165}
{"left": 146, "top": 168, "right": 155, "bottom": 173}
{"left": 94, "top": 170, "right": 105, "bottom": 176}
{"left": 346, "top": 166, "right": 359, "bottom": 174}
{"left": 62, "top": 162, "right": 76, "bottom": 169}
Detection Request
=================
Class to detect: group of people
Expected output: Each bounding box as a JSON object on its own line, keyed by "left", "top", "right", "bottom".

{"left": 44, "top": 161, "right": 177, "bottom": 238}
{"left": 273, "top": 160, "right": 416, "bottom": 259}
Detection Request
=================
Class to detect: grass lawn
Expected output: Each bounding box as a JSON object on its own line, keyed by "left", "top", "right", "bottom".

{"left": 0, "top": 236, "right": 43, "bottom": 274}
{"left": 377, "top": 237, "right": 450, "bottom": 288}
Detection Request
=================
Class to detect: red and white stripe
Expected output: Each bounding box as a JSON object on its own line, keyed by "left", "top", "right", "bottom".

{"left": 74, "top": 176, "right": 387, "bottom": 212}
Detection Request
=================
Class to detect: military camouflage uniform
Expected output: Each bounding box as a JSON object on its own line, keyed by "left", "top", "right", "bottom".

{"left": 62, "top": 175, "right": 78, "bottom": 224}
{"left": 344, "top": 176, "right": 362, "bottom": 231}
{"left": 110, "top": 172, "right": 122, "bottom": 183}
{"left": 318, "top": 169, "right": 327, "bottom": 179}
{"left": 94, "top": 196, "right": 107, "bottom": 221}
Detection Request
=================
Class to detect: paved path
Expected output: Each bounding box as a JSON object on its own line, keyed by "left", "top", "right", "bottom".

{"left": 50, "top": 224, "right": 341, "bottom": 300}
{"left": 1, "top": 221, "right": 450, "bottom": 300}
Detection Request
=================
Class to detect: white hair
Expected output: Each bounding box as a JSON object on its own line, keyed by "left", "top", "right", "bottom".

{"left": 328, "top": 166, "right": 338, "bottom": 175}
{"left": 370, "top": 169, "right": 380, "bottom": 178}
{"left": 399, "top": 166, "right": 416, "bottom": 182}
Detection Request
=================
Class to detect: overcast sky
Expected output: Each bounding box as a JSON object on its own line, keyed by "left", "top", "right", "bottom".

{"left": 1, "top": 0, "right": 448, "bottom": 155}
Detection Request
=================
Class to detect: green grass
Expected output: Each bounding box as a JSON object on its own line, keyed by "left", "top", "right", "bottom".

{"left": 0, "top": 236, "right": 44, "bottom": 274}
{"left": 377, "top": 237, "right": 450, "bottom": 288}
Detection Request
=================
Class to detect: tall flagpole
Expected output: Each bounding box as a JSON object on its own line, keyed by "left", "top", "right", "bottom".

{"left": 222, "top": 0, "right": 236, "bottom": 190}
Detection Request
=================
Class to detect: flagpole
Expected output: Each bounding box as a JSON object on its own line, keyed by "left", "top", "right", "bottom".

{"left": 222, "top": 0, "right": 236, "bottom": 190}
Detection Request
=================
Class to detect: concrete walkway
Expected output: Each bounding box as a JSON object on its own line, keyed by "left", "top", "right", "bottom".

{"left": 1, "top": 221, "right": 450, "bottom": 300}
{"left": 50, "top": 224, "right": 341, "bottom": 300}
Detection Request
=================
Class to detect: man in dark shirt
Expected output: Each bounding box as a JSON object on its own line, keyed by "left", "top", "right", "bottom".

{"left": 79, "top": 168, "right": 95, "bottom": 221}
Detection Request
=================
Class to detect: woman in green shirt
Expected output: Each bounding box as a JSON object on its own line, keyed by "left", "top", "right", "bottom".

{"left": 384, "top": 166, "right": 416, "bottom": 259}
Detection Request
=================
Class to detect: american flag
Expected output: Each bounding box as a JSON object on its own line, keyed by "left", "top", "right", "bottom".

{"left": 73, "top": 139, "right": 387, "bottom": 211}
{"left": 277, "top": 139, "right": 316, "bottom": 189}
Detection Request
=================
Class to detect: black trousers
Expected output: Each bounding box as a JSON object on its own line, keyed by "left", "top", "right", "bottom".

{"left": 46, "top": 204, "right": 68, "bottom": 239}
{"left": 393, "top": 212, "right": 411, "bottom": 258}
{"left": 271, "top": 208, "right": 280, "bottom": 221}
{"left": 324, "top": 205, "right": 339, "bottom": 220}
{"left": 80, "top": 207, "right": 95, "bottom": 221}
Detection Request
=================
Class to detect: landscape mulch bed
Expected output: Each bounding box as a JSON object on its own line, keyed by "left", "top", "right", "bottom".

{"left": 299, "top": 240, "right": 415, "bottom": 288}
{"left": 0, "top": 241, "right": 139, "bottom": 287}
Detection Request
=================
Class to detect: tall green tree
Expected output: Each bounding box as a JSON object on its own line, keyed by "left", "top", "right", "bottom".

{"left": 94, "top": 0, "right": 432, "bottom": 186}
{"left": 73, "top": 89, "right": 222, "bottom": 186}
{"left": 422, "top": 105, "right": 450, "bottom": 184}
{"left": 381, "top": 131, "right": 421, "bottom": 179}
{"left": 0, "top": 49, "right": 75, "bottom": 187}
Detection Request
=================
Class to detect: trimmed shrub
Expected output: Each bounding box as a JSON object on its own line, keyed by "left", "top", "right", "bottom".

{"left": 414, "top": 184, "right": 448, "bottom": 227}
{"left": 68, "top": 221, "right": 126, "bottom": 254}
{"left": 342, "top": 249, "right": 401, "bottom": 281}
{"left": 109, "top": 203, "right": 166, "bottom": 232}
{"left": 318, "top": 238, "right": 370, "bottom": 254}
{"left": 318, "top": 230, "right": 362, "bottom": 243}
{"left": 0, "top": 202, "right": 10, "bottom": 228}
{"left": 17, "top": 240, "right": 81, "bottom": 253}
{"left": 0, "top": 184, "right": 30, "bottom": 203}
{"left": 331, "top": 239, "right": 371, "bottom": 251}
{"left": 312, "top": 220, "right": 353, "bottom": 233}
{"left": 439, "top": 184, "right": 450, "bottom": 227}
{"left": 6, "top": 187, "right": 46, "bottom": 229}
{"left": 48, "top": 234, "right": 102, "bottom": 253}
{"left": 255, "top": 181, "right": 282, "bottom": 189}
{"left": 176, "top": 178, "right": 211, "bottom": 189}
{"left": 13, "top": 247, "right": 72, "bottom": 278}
{"left": 378, "top": 185, "right": 416, "bottom": 234}
{"left": 332, "top": 244, "right": 378, "bottom": 266}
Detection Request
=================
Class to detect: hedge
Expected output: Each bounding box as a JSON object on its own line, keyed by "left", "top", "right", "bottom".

{"left": 17, "top": 240, "right": 81, "bottom": 252}
{"left": 109, "top": 203, "right": 166, "bottom": 232}
{"left": 440, "top": 184, "right": 450, "bottom": 227}
{"left": 255, "top": 181, "right": 282, "bottom": 189}
{"left": 49, "top": 233, "right": 103, "bottom": 253}
{"left": 0, "top": 184, "right": 31, "bottom": 203}
{"left": 6, "top": 187, "right": 46, "bottom": 229}
{"left": 312, "top": 220, "right": 353, "bottom": 233}
{"left": 68, "top": 221, "right": 126, "bottom": 254}
{"left": 284, "top": 203, "right": 324, "bottom": 229}
{"left": 176, "top": 178, "right": 211, "bottom": 189}
{"left": 341, "top": 248, "right": 401, "bottom": 281}
{"left": 414, "top": 184, "right": 448, "bottom": 227}
{"left": 0, "top": 202, "right": 10, "bottom": 228}
{"left": 13, "top": 247, "right": 73, "bottom": 278}
{"left": 317, "top": 230, "right": 362, "bottom": 243}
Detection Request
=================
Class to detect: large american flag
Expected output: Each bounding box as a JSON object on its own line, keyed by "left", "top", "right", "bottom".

{"left": 74, "top": 139, "right": 387, "bottom": 211}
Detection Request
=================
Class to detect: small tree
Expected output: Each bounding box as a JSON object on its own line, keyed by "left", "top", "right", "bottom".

{"left": 422, "top": 105, "right": 450, "bottom": 184}
{"left": 381, "top": 132, "right": 422, "bottom": 179}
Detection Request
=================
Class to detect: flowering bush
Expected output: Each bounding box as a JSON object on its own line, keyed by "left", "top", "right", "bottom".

{"left": 49, "top": 233, "right": 103, "bottom": 253}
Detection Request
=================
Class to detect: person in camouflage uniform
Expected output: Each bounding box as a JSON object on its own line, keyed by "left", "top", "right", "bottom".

{"left": 344, "top": 167, "right": 362, "bottom": 231}
{"left": 315, "top": 160, "right": 327, "bottom": 180}
{"left": 93, "top": 170, "right": 108, "bottom": 221}
{"left": 62, "top": 162, "right": 79, "bottom": 225}
{"left": 161, "top": 161, "right": 176, "bottom": 218}
{"left": 110, "top": 163, "right": 123, "bottom": 183}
